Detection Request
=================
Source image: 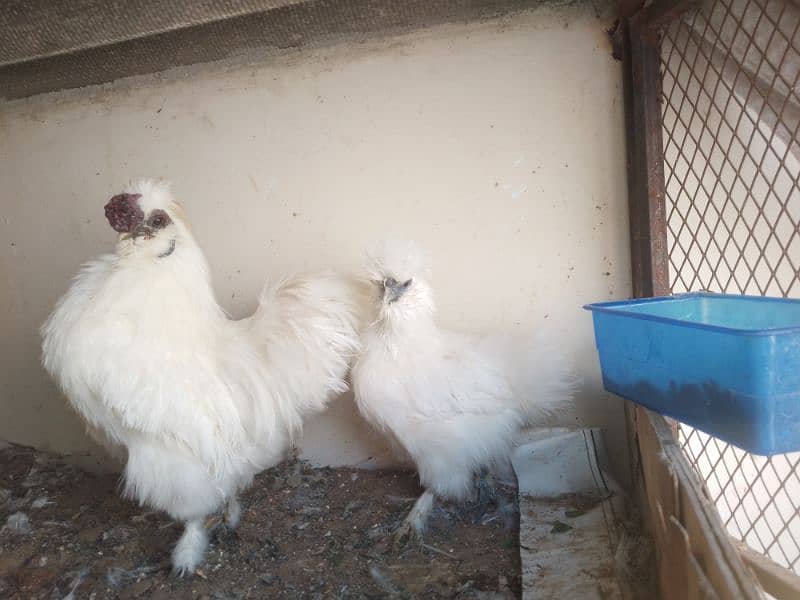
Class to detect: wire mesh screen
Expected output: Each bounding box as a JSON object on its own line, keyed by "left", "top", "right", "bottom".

{"left": 660, "top": 0, "right": 800, "bottom": 575}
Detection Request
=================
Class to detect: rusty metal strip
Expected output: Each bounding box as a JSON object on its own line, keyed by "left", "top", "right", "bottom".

{"left": 619, "top": 12, "right": 671, "bottom": 298}
{"left": 642, "top": 0, "right": 700, "bottom": 32}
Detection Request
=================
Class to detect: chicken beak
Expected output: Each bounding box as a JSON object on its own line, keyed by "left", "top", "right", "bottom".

{"left": 127, "top": 224, "right": 154, "bottom": 240}
{"left": 382, "top": 281, "right": 404, "bottom": 304}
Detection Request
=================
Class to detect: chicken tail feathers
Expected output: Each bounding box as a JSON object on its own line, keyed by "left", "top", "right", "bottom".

{"left": 247, "top": 270, "right": 362, "bottom": 427}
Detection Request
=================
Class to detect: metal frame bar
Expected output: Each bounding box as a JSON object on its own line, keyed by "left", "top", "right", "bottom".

{"left": 616, "top": 1, "right": 765, "bottom": 597}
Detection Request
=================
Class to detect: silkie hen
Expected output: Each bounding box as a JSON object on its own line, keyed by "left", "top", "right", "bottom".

{"left": 41, "top": 180, "right": 360, "bottom": 574}
{"left": 351, "top": 240, "right": 574, "bottom": 543}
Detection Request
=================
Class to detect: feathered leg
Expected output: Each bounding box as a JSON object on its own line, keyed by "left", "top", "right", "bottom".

{"left": 224, "top": 495, "right": 242, "bottom": 530}
{"left": 392, "top": 489, "right": 435, "bottom": 547}
{"left": 454, "top": 467, "right": 497, "bottom": 524}
{"left": 455, "top": 464, "right": 518, "bottom": 528}
{"left": 172, "top": 519, "right": 208, "bottom": 576}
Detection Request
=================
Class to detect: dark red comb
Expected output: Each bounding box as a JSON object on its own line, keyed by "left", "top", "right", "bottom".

{"left": 104, "top": 193, "right": 143, "bottom": 233}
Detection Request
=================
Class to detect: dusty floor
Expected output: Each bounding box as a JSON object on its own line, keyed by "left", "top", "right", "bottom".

{"left": 0, "top": 444, "right": 521, "bottom": 599}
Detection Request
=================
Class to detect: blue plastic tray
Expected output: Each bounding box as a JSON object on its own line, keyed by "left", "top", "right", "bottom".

{"left": 584, "top": 292, "right": 800, "bottom": 455}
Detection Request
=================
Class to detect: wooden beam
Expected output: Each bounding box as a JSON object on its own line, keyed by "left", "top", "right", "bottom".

{"left": 637, "top": 407, "right": 763, "bottom": 598}
{"left": 0, "top": 0, "right": 544, "bottom": 100}
{"left": 738, "top": 543, "right": 800, "bottom": 599}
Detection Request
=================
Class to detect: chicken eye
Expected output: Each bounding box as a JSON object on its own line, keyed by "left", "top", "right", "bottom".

{"left": 147, "top": 210, "right": 170, "bottom": 229}
{"left": 402, "top": 279, "right": 412, "bottom": 289}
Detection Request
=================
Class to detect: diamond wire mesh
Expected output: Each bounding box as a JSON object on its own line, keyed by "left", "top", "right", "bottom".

{"left": 660, "top": 0, "right": 800, "bottom": 575}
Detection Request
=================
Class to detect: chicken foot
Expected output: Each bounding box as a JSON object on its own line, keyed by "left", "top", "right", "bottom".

{"left": 392, "top": 489, "right": 435, "bottom": 548}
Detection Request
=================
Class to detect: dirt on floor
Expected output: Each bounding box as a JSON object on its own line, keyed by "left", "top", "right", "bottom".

{"left": 0, "top": 444, "right": 521, "bottom": 599}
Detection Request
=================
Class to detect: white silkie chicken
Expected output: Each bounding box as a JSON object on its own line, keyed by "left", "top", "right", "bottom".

{"left": 41, "top": 180, "right": 360, "bottom": 574}
{"left": 352, "top": 240, "right": 575, "bottom": 542}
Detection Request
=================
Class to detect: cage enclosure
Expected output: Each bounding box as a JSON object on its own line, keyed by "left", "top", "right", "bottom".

{"left": 0, "top": 0, "right": 798, "bottom": 598}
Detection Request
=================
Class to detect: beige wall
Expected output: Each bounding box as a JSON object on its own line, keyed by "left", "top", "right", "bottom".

{"left": 0, "top": 5, "right": 633, "bottom": 480}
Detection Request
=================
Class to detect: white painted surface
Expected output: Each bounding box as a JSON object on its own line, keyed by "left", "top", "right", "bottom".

{"left": 512, "top": 428, "right": 624, "bottom": 599}
{"left": 0, "top": 5, "right": 632, "bottom": 479}
{"left": 512, "top": 428, "right": 621, "bottom": 498}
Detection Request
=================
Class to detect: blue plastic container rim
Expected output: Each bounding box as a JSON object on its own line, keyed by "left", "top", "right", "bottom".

{"left": 583, "top": 291, "right": 800, "bottom": 337}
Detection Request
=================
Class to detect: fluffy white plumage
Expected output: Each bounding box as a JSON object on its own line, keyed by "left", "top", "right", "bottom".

{"left": 41, "top": 180, "right": 360, "bottom": 574}
{"left": 352, "top": 240, "right": 575, "bottom": 539}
